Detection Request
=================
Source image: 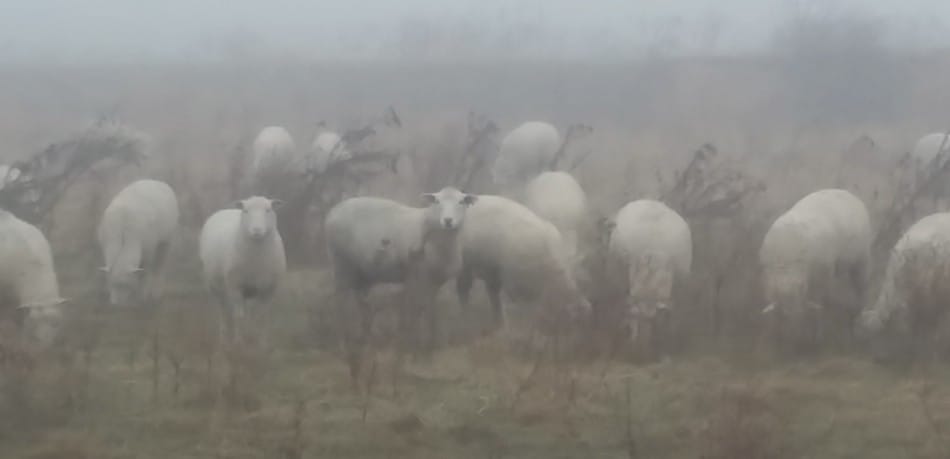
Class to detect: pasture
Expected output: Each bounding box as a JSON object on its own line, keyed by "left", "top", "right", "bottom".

{"left": 2, "top": 56, "right": 950, "bottom": 458}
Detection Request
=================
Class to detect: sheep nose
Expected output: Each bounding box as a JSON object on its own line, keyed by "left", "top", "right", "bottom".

{"left": 442, "top": 217, "right": 454, "bottom": 228}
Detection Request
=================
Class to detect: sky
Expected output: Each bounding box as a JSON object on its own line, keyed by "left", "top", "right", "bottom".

{"left": 0, "top": 0, "right": 947, "bottom": 62}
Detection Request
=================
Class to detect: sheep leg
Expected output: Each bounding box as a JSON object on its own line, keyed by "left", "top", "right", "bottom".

{"left": 423, "top": 291, "right": 440, "bottom": 353}
{"left": 456, "top": 267, "right": 474, "bottom": 308}
{"left": 147, "top": 241, "right": 171, "bottom": 306}
{"left": 334, "top": 286, "right": 361, "bottom": 386}
{"left": 484, "top": 271, "right": 505, "bottom": 334}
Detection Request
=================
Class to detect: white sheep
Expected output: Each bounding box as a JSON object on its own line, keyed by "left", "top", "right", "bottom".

{"left": 98, "top": 179, "right": 179, "bottom": 307}
{"left": 199, "top": 196, "right": 286, "bottom": 344}
{"left": 491, "top": 121, "right": 561, "bottom": 190}
{"left": 605, "top": 199, "right": 691, "bottom": 354}
{"left": 0, "top": 209, "right": 67, "bottom": 347}
{"left": 759, "top": 189, "right": 871, "bottom": 351}
{"left": 324, "top": 187, "right": 476, "bottom": 379}
{"left": 456, "top": 195, "right": 591, "bottom": 333}
{"left": 858, "top": 212, "right": 950, "bottom": 358}
{"left": 522, "top": 171, "right": 590, "bottom": 269}
{"left": 250, "top": 126, "right": 298, "bottom": 195}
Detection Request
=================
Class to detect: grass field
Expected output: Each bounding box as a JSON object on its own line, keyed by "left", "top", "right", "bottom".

{"left": 0, "top": 263, "right": 949, "bottom": 459}
{"left": 2, "top": 55, "right": 950, "bottom": 458}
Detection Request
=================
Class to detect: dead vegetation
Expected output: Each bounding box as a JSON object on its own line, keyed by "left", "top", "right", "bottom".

{"left": 0, "top": 54, "right": 949, "bottom": 457}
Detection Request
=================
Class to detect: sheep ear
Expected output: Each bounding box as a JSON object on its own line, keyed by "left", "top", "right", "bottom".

{"left": 420, "top": 193, "right": 437, "bottom": 205}
{"left": 461, "top": 194, "right": 477, "bottom": 206}
{"left": 271, "top": 199, "right": 285, "bottom": 210}
{"left": 132, "top": 268, "right": 145, "bottom": 275}
{"left": 762, "top": 303, "right": 776, "bottom": 314}
{"left": 234, "top": 200, "right": 245, "bottom": 210}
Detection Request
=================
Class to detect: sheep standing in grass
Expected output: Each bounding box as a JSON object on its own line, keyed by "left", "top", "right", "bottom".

{"left": 859, "top": 212, "right": 950, "bottom": 361}
{"left": 98, "top": 179, "right": 179, "bottom": 307}
{"left": 605, "top": 199, "right": 691, "bottom": 359}
{"left": 324, "top": 187, "right": 476, "bottom": 382}
{"left": 491, "top": 121, "right": 560, "bottom": 190}
{"left": 759, "top": 189, "right": 871, "bottom": 353}
{"left": 522, "top": 171, "right": 593, "bottom": 285}
{"left": 0, "top": 209, "right": 67, "bottom": 347}
{"left": 456, "top": 195, "right": 591, "bottom": 334}
{"left": 250, "top": 126, "right": 298, "bottom": 197}
{"left": 199, "top": 197, "right": 286, "bottom": 345}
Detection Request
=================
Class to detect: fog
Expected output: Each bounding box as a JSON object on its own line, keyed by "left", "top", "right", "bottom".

{"left": 5, "top": 1, "right": 950, "bottom": 458}
{"left": 2, "top": 0, "right": 949, "bottom": 62}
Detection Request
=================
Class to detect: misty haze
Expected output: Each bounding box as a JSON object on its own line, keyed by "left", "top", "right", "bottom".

{"left": 1, "top": 1, "right": 950, "bottom": 458}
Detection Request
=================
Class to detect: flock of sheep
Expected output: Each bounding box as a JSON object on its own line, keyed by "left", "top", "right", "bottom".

{"left": 3, "top": 120, "right": 950, "bottom": 382}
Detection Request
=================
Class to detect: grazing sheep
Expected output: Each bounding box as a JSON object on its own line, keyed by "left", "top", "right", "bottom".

{"left": 250, "top": 126, "right": 298, "bottom": 196}
{"left": 522, "top": 171, "right": 592, "bottom": 275}
{"left": 97, "top": 179, "right": 179, "bottom": 307}
{"left": 0, "top": 209, "right": 67, "bottom": 347}
{"left": 199, "top": 197, "right": 286, "bottom": 344}
{"left": 456, "top": 195, "right": 591, "bottom": 334}
{"left": 324, "top": 187, "right": 476, "bottom": 380}
{"left": 605, "top": 200, "right": 691, "bottom": 358}
{"left": 760, "top": 189, "right": 871, "bottom": 353}
{"left": 491, "top": 121, "right": 560, "bottom": 189}
{"left": 858, "top": 212, "right": 950, "bottom": 361}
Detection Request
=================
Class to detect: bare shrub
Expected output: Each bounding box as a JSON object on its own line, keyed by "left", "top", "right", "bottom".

{"left": 663, "top": 144, "right": 768, "bottom": 346}
{"left": 0, "top": 120, "right": 148, "bottom": 227}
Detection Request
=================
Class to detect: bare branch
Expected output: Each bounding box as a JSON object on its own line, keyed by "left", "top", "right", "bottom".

{"left": 0, "top": 121, "right": 148, "bottom": 225}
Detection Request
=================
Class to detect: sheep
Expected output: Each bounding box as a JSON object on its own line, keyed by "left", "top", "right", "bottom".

{"left": 0, "top": 209, "right": 67, "bottom": 347}
{"left": 199, "top": 196, "right": 286, "bottom": 346}
{"left": 522, "top": 171, "right": 592, "bottom": 278}
{"left": 250, "top": 126, "right": 298, "bottom": 196}
{"left": 491, "top": 121, "right": 561, "bottom": 190}
{"left": 858, "top": 212, "right": 950, "bottom": 361}
{"left": 759, "top": 189, "right": 871, "bottom": 353}
{"left": 97, "top": 179, "right": 179, "bottom": 307}
{"left": 324, "top": 187, "right": 476, "bottom": 381}
{"left": 604, "top": 199, "right": 691, "bottom": 359}
{"left": 455, "top": 195, "right": 591, "bottom": 335}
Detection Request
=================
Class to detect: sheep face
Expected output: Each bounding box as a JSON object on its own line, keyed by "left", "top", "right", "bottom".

{"left": 627, "top": 255, "right": 674, "bottom": 342}
{"left": 103, "top": 266, "right": 144, "bottom": 306}
{"left": 236, "top": 196, "right": 283, "bottom": 241}
{"left": 421, "top": 187, "right": 476, "bottom": 231}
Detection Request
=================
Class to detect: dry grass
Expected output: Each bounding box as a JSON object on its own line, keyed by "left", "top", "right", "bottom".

{"left": 1, "top": 55, "right": 950, "bottom": 457}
